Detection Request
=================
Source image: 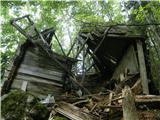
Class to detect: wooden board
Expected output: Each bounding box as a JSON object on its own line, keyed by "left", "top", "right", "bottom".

{"left": 7, "top": 64, "right": 64, "bottom": 78}
{"left": 4, "top": 72, "right": 63, "bottom": 87}
{"left": 23, "top": 51, "right": 64, "bottom": 70}
{"left": 11, "top": 80, "right": 64, "bottom": 97}
{"left": 55, "top": 102, "right": 98, "bottom": 120}
{"left": 6, "top": 68, "right": 64, "bottom": 83}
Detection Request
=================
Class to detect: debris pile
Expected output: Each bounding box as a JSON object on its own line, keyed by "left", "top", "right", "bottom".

{"left": 47, "top": 81, "right": 160, "bottom": 120}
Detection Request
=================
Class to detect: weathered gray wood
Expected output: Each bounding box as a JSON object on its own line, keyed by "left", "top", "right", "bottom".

{"left": 11, "top": 80, "right": 64, "bottom": 97}
{"left": 23, "top": 51, "right": 64, "bottom": 70}
{"left": 122, "top": 86, "right": 139, "bottom": 120}
{"left": 8, "top": 64, "right": 64, "bottom": 77}
{"left": 55, "top": 102, "right": 97, "bottom": 120}
{"left": 4, "top": 72, "right": 63, "bottom": 87}
{"left": 137, "top": 40, "right": 149, "bottom": 94}
{"left": 6, "top": 67, "right": 63, "bottom": 82}
{"left": 21, "top": 64, "right": 63, "bottom": 77}
{"left": 16, "top": 74, "right": 63, "bottom": 86}
{"left": 22, "top": 59, "right": 62, "bottom": 71}
{"left": 28, "top": 46, "right": 74, "bottom": 63}
{"left": 1, "top": 42, "right": 29, "bottom": 95}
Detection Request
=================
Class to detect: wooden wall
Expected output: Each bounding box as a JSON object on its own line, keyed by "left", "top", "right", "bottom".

{"left": 3, "top": 46, "right": 69, "bottom": 99}
{"left": 112, "top": 44, "right": 139, "bottom": 80}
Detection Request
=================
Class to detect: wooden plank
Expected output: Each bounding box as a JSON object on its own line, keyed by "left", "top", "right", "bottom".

{"left": 20, "top": 64, "right": 64, "bottom": 77}
{"left": 122, "top": 86, "right": 139, "bottom": 120}
{"left": 4, "top": 72, "right": 63, "bottom": 87}
{"left": 27, "top": 46, "right": 74, "bottom": 63}
{"left": 137, "top": 40, "right": 149, "bottom": 94}
{"left": 22, "top": 60, "right": 63, "bottom": 72}
{"left": 55, "top": 102, "right": 97, "bottom": 120}
{"left": 6, "top": 67, "right": 64, "bottom": 82}
{"left": 27, "top": 81, "right": 64, "bottom": 97}
{"left": 29, "top": 46, "right": 75, "bottom": 66}
{"left": 16, "top": 74, "right": 63, "bottom": 87}
{"left": 7, "top": 64, "right": 64, "bottom": 78}
{"left": 11, "top": 80, "right": 64, "bottom": 97}
{"left": 23, "top": 51, "right": 64, "bottom": 70}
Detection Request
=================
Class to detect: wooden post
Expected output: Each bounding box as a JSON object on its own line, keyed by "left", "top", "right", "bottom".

{"left": 137, "top": 40, "right": 149, "bottom": 94}
{"left": 122, "top": 86, "right": 139, "bottom": 120}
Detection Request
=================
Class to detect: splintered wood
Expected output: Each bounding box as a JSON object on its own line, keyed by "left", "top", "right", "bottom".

{"left": 122, "top": 86, "right": 139, "bottom": 120}
{"left": 48, "top": 78, "right": 160, "bottom": 120}
{"left": 54, "top": 102, "right": 98, "bottom": 120}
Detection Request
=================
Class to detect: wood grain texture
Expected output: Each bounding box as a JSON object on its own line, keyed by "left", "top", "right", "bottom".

{"left": 137, "top": 40, "right": 149, "bottom": 94}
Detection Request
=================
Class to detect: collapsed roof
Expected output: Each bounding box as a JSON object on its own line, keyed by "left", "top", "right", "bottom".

{"left": 2, "top": 15, "right": 155, "bottom": 97}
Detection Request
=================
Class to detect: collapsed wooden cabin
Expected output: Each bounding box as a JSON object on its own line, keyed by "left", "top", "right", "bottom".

{"left": 1, "top": 15, "right": 76, "bottom": 99}
{"left": 2, "top": 15, "right": 160, "bottom": 120}
{"left": 76, "top": 25, "right": 158, "bottom": 95}
{"left": 2, "top": 28, "right": 77, "bottom": 99}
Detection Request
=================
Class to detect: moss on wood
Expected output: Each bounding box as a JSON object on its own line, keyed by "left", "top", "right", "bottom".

{"left": 1, "top": 90, "right": 49, "bottom": 120}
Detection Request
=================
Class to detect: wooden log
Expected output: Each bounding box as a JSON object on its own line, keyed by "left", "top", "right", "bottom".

{"left": 135, "top": 95, "right": 160, "bottom": 109}
{"left": 122, "top": 86, "right": 139, "bottom": 120}
{"left": 135, "top": 95, "right": 160, "bottom": 103}
{"left": 110, "top": 95, "right": 160, "bottom": 107}
{"left": 137, "top": 40, "right": 149, "bottom": 94}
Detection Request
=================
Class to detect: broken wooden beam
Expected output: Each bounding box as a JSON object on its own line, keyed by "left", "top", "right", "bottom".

{"left": 122, "top": 86, "right": 139, "bottom": 120}
{"left": 54, "top": 102, "right": 98, "bottom": 120}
